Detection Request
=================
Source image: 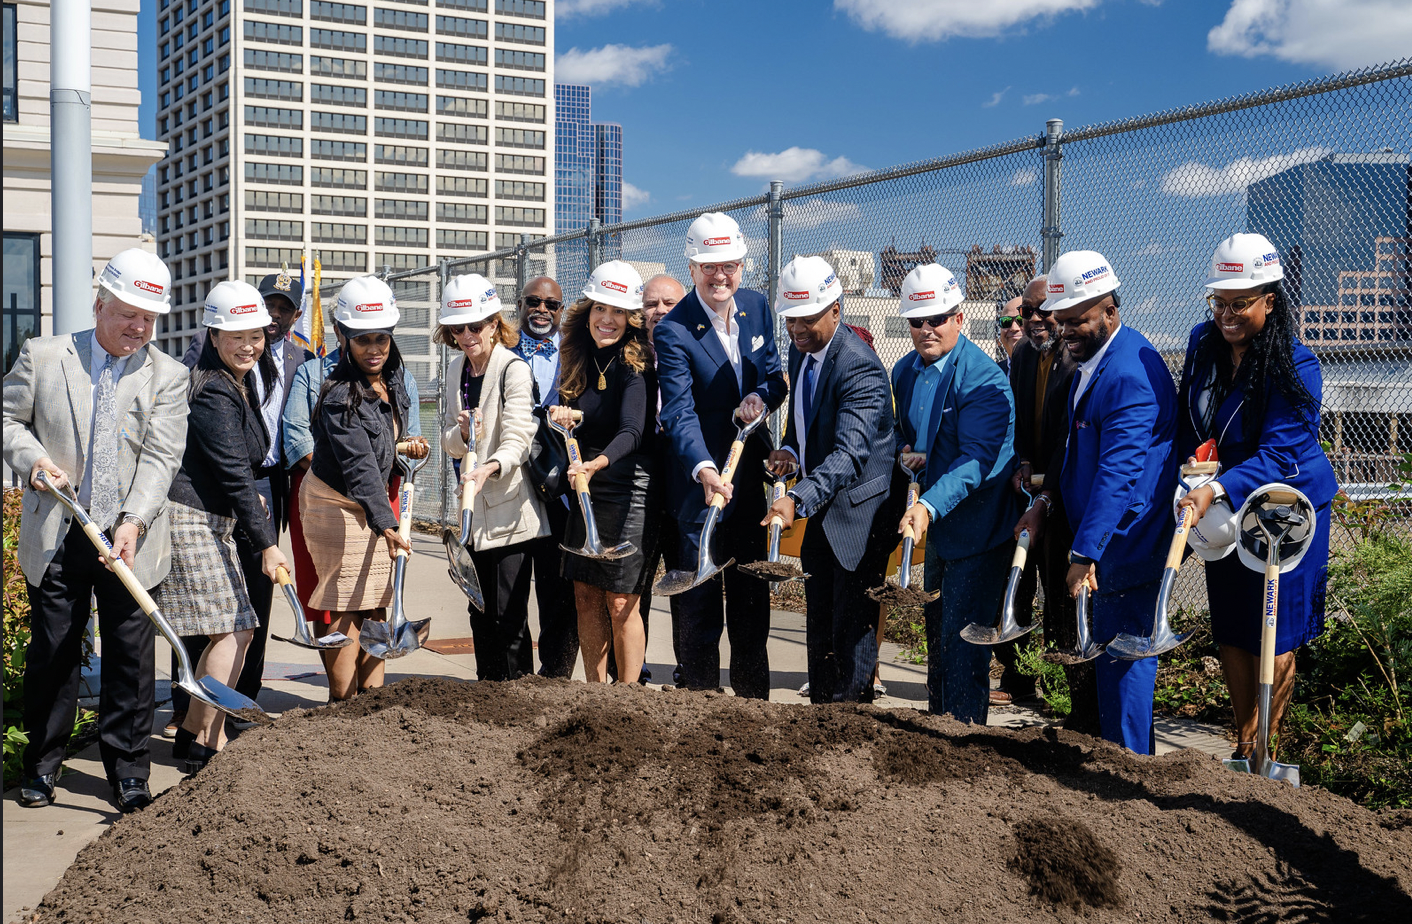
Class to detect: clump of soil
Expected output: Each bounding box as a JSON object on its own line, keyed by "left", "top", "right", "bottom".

{"left": 1044, "top": 649, "right": 1102, "bottom": 666}
{"left": 24, "top": 677, "right": 1412, "bottom": 923}
{"left": 868, "top": 582, "right": 936, "bottom": 606}
{"left": 737, "top": 560, "right": 808, "bottom": 581}
{"left": 1009, "top": 816, "right": 1124, "bottom": 910}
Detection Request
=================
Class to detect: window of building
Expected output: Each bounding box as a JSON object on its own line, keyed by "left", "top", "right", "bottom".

{"left": 375, "top": 89, "right": 428, "bottom": 111}
{"left": 244, "top": 105, "right": 303, "bottom": 129}
{"left": 374, "top": 251, "right": 428, "bottom": 271}
{"left": 311, "top": 222, "right": 366, "bottom": 244}
{"left": 244, "top": 77, "right": 303, "bottom": 101}
{"left": 494, "top": 22, "right": 543, "bottom": 45}
{"left": 246, "top": 246, "right": 304, "bottom": 269}
{"left": 374, "top": 35, "right": 428, "bottom": 58}
{"left": 245, "top": 134, "right": 303, "bottom": 157}
{"left": 244, "top": 49, "right": 303, "bottom": 73}
{"left": 434, "top": 41, "right": 486, "bottom": 64}
{"left": 495, "top": 206, "right": 543, "bottom": 227}
{"left": 438, "top": 95, "right": 488, "bottom": 118}
{"left": 244, "top": 161, "right": 304, "bottom": 185}
{"left": 437, "top": 176, "right": 486, "bottom": 197}
{"left": 494, "top": 100, "right": 542, "bottom": 122}
{"left": 375, "top": 143, "right": 429, "bottom": 165}
{"left": 494, "top": 153, "right": 542, "bottom": 174}
{"left": 311, "top": 28, "right": 366, "bottom": 52}
{"left": 494, "top": 179, "right": 542, "bottom": 201}
{"left": 435, "top": 14, "right": 487, "bottom": 38}
{"left": 3, "top": 232, "right": 40, "bottom": 372}
{"left": 310, "top": 110, "right": 368, "bottom": 133}
{"left": 374, "top": 170, "right": 428, "bottom": 192}
{"left": 438, "top": 122, "right": 486, "bottom": 143}
{"left": 436, "top": 202, "right": 486, "bottom": 224}
{"left": 375, "top": 7, "right": 426, "bottom": 30}
{"left": 245, "top": 218, "right": 304, "bottom": 241}
{"left": 244, "top": 0, "right": 302, "bottom": 17}
{"left": 374, "top": 62, "right": 428, "bottom": 85}
{"left": 311, "top": 83, "right": 368, "bottom": 106}
{"left": 376, "top": 226, "right": 429, "bottom": 246}
{"left": 436, "top": 69, "right": 487, "bottom": 92}
{"left": 310, "top": 1, "right": 366, "bottom": 24}
{"left": 494, "top": 49, "right": 544, "bottom": 71}
{"left": 7, "top": 6, "right": 24, "bottom": 119}
{"left": 245, "top": 190, "right": 304, "bottom": 212}
{"left": 321, "top": 251, "right": 367, "bottom": 273}
{"left": 310, "top": 56, "right": 367, "bottom": 78}
{"left": 494, "top": 75, "right": 543, "bottom": 96}
{"left": 311, "top": 194, "right": 366, "bottom": 216}
{"left": 436, "top": 149, "right": 487, "bottom": 171}
{"left": 438, "top": 230, "right": 487, "bottom": 251}
{"left": 495, "top": 127, "right": 542, "bottom": 148}
{"left": 375, "top": 116, "right": 428, "bottom": 139}
{"left": 495, "top": 0, "right": 543, "bottom": 18}
{"left": 312, "top": 166, "right": 368, "bottom": 188}
{"left": 375, "top": 198, "right": 428, "bottom": 220}
{"left": 311, "top": 139, "right": 368, "bottom": 161}
{"left": 244, "top": 20, "right": 302, "bottom": 45}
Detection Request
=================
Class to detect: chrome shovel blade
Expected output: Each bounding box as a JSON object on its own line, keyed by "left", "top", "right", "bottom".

{"left": 272, "top": 583, "right": 352, "bottom": 649}
{"left": 1106, "top": 570, "right": 1195, "bottom": 660}
{"left": 654, "top": 558, "right": 734, "bottom": 596}
{"left": 185, "top": 676, "right": 268, "bottom": 723}
{"left": 960, "top": 559, "right": 1038, "bottom": 645}
{"left": 1222, "top": 758, "right": 1252, "bottom": 774}
{"left": 442, "top": 529, "right": 486, "bottom": 612}
{"left": 561, "top": 539, "right": 637, "bottom": 561}
{"left": 1260, "top": 761, "right": 1301, "bottom": 787}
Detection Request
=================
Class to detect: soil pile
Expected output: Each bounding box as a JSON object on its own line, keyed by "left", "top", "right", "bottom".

{"left": 26, "top": 677, "right": 1412, "bottom": 923}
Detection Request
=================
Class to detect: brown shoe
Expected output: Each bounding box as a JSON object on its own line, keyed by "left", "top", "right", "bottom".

{"left": 989, "top": 689, "right": 1013, "bottom": 706}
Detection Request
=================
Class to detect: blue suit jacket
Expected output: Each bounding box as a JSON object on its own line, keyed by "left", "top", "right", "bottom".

{"left": 655, "top": 287, "right": 787, "bottom": 526}
{"left": 892, "top": 334, "right": 1016, "bottom": 560}
{"left": 1176, "top": 322, "right": 1337, "bottom": 511}
{"left": 781, "top": 325, "right": 895, "bottom": 571}
{"left": 1059, "top": 325, "right": 1178, "bottom": 591}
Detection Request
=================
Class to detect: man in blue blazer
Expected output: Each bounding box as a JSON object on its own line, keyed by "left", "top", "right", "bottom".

{"left": 893, "top": 264, "right": 1018, "bottom": 725}
{"left": 1025, "top": 250, "right": 1177, "bottom": 754}
{"left": 762, "top": 257, "right": 896, "bottom": 704}
{"left": 655, "top": 213, "right": 788, "bottom": 698}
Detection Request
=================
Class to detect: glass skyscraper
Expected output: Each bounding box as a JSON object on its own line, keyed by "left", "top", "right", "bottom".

{"left": 555, "top": 83, "right": 621, "bottom": 290}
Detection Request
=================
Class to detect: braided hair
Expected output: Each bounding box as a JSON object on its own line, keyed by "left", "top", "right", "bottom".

{"left": 1192, "top": 281, "right": 1319, "bottom": 443}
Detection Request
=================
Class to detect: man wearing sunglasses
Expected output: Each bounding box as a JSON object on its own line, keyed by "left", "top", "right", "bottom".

{"left": 655, "top": 211, "right": 787, "bottom": 699}
{"left": 993, "top": 295, "right": 1025, "bottom": 377}
{"left": 891, "top": 263, "right": 1017, "bottom": 725}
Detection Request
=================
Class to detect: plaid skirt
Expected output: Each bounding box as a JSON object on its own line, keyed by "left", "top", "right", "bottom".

{"left": 154, "top": 501, "right": 259, "bottom": 637}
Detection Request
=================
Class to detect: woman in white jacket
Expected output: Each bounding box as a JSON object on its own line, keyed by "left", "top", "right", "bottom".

{"left": 439, "top": 274, "right": 548, "bottom": 680}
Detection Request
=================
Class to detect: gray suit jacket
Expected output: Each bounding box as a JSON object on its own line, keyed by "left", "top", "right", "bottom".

{"left": 781, "top": 325, "right": 896, "bottom": 571}
{"left": 3, "top": 331, "right": 190, "bottom": 588}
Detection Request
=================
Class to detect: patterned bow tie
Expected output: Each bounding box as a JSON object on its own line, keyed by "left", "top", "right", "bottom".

{"left": 522, "top": 335, "right": 557, "bottom": 359}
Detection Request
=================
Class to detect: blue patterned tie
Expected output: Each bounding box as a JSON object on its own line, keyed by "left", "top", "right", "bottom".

{"left": 89, "top": 355, "right": 120, "bottom": 531}
{"left": 801, "top": 354, "right": 816, "bottom": 422}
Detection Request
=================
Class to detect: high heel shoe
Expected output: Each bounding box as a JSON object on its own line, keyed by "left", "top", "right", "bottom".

{"left": 183, "top": 742, "right": 218, "bottom": 776}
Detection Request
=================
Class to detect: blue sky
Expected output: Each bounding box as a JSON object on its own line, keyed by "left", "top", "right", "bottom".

{"left": 137, "top": 0, "right": 1412, "bottom": 219}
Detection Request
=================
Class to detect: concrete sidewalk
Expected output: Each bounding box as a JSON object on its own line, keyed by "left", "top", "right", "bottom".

{"left": 3, "top": 529, "right": 1230, "bottom": 922}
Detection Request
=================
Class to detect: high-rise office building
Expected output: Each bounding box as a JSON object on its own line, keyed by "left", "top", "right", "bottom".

{"left": 153, "top": 0, "right": 556, "bottom": 377}
{"left": 554, "top": 82, "right": 620, "bottom": 293}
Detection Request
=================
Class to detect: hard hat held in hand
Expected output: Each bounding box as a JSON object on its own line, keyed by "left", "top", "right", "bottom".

{"left": 335, "top": 275, "right": 399, "bottom": 331}
{"left": 1205, "top": 233, "right": 1284, "bottom": 290}
{"left": 202, "top": 280, "right": 272, "bottom": 331}
{"left": 582, "top": 260, "right": 645, "bottom": 312}
{"left": 441, "top": 273, "right": 502, "bottom": 325}
{"left": 1041, "top": 250, "right": 1120, "bottom": 313}
{"left": 898, "top": 263, "right": 963, "bottom": 319}
{"left": 776, "top": 255, "right": 843, "bottom": 318}
{"left": 1236, "top": 483, "right": 1317, "bottom": 574}
{"left": 684, "top": 212, "right": 747, "bottom": 263}
{"left": 97, "top": 248, "right": 173, "bottom": 315}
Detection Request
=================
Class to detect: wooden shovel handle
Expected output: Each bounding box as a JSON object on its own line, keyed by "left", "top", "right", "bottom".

{"left": 1182, "top": 461, "right": 1220, "bottom": 476}
{"left": 1165, "top": 504, "right": 1192, "bottom": 570}
{"left": 275, "top": 565, "right": 294, "bottom": 587}
{"left": 718, "top": 439, "right": 745, "bottom": 486}
{"left": 460, "top": 452, "right": 478, "bottom": 513}
{"left": 1263, "top": 489, "right": 1301, "bottom": 505}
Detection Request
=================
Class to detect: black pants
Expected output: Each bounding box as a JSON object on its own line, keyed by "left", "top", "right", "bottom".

{"left": 1038, "top": 501, "right": 1100, "bottom": 735}
{"left": 800, "top": 522, "right": 887, "bottom": 704}
{"left": 675, "top": 497, "right": 771, "bottom": 699}
{"left": 469, "top": 539, "right": 537, "bottom": 681}
{"left": 25, "top": 520, "right": 156, "bottom": 782}
{"left": 532, "top": 499, "right": 579, "bottom": 679}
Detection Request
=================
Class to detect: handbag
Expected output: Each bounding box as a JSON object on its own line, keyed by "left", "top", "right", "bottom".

{"left": 512, "top": 363, "right": 568, "bottom": 501}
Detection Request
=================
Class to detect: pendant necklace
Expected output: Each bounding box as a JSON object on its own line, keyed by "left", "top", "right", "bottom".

{"left": 593, "top": 356, "right": 613, "bottom": 391}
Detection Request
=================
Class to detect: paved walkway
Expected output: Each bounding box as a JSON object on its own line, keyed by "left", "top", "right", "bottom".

{"left": 2, "top": 530, "right": 1231, "bottom": 922}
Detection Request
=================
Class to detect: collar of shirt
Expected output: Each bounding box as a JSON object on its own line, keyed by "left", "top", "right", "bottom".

{"left": 88, "top": 332, "right": 132, "bottom": 385}
{"left": 706, "top": 298, "right": 743, "bottom": 388}
{"left": 252, "top": 341, "right": 287, "bottom": 467}
{"left": 1073, "top": 322, "right": 1122, "bottom": 410}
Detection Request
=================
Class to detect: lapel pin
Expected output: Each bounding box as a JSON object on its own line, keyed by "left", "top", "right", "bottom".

{"left": 697, "top": 324, "right": 705, "bottom": 331}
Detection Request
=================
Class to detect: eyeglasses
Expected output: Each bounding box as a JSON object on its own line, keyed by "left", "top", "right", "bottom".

{"left": 997, "top": 316, "right": 1022, "bottom": 329}
{"left": 520, "top": 295, "right": 562, "bottom": 311}
{"left": 696, "top": 262, "right": 741, "bottom": 276}
{"left": 1205, "top": 293, "right": 1267, "bottom": 316}
{"left": 908, "top": 313, "right": 956, "bottom": 330}
{"left": 449, "top": 319, "right": 495, "bottom": 335}
{"left": 1019, "top": 303, "right": 1051, "bottom": 320}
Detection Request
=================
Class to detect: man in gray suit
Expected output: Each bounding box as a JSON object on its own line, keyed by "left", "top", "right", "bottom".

{"left": 3, "top": 248, "right": 189, "bottom": 812}
{"left": 765, "top": 257, "right": 896, "bottom": 704}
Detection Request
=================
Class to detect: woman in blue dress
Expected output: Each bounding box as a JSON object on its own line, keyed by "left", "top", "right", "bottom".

{"left": 1175, "top": 233, "right": 1337, "bottom": 762}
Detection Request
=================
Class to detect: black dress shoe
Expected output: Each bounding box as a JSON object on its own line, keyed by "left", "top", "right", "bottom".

{"left": 18, "top": 774, "right": 57, "bottom": 808}
{"left": 112, "top": 778, "right": 153, "bottom": 813}
{"left": 183, "top": 742, "right": 218, "bottom": 776}
{"left": 172, "top": 727, "right": 196, "bottom": 761}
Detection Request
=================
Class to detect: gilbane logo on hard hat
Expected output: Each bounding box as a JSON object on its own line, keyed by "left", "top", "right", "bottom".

{"left": 230, "top": 304, "right": 259, "bottom": 315}
{"left": 582, "top": 260, "right": 645, "bottom": 312}
{"left": 898, "top": 263, "right": 964, "bottom": 319}
{"left": 439, "top": 272, "right": 502, "bottom": 325}
{"left": 1205, "top": 233, "right": 1285, "bottom": 290}
{"left": 703, "top": 237, "right": 732, "bottom": 247}
{"left": 908, "top": 291, "right": 934, "bottom": 302}
{"left": 783, "top": 290, "right": 810, "bottom": 300}
{"left": 133, "top": 280, "right": 164, "bottom": 294}
{"left": 601, "top": 279, "right": 628, "bottom": 294}
{"left": 774, "top": 255, "right": 843, "bottom": 318}
{"left": 1216, "top": 262, "right": 1243, "bottom": 273}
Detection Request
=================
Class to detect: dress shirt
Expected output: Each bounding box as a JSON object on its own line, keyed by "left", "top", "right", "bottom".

{"left": 1072, "top": 322, "right": 1122, "bottom": 411}
{"left": 252, "top": 338, "right": 286, "bottom": 469}
{"left": 513, "top": 331, "right": 560, "bottom": 406}
{"left": 79, "top": 333, "right": 132, "bottom": 507}
{"left": 782, "top": 331, "right": 836, "bottom": 479}
{"left": 908, "top": 347, "right": 957, "bottom": 521}
{"left": 707, "top": 298, "right": 744, "bottom": 391}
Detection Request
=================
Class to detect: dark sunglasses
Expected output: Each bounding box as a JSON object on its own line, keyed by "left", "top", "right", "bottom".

{"left": 997, "top": 315, "right": 1022, "bottom": 328}
{"left": 1019, "top": 303, "right": 1051, "bottom": 320}
{"left": 908, "top": 313, "right": 956, "bottom": 330}
{"left": 449, "top": 319, "right": 495, "bottom": 335}
{"left": 521, "top": 295, "right": 562, "bottom": 311}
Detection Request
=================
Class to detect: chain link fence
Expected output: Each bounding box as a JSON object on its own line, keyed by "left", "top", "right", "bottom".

{"left": 322, "top": 59, "right": 1411, "bottom": 608}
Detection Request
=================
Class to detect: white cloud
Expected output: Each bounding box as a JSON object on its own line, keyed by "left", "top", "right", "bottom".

{"left": 749, "top": 197, "right": 864, "bottom": 232}
{"left": 730, "top": 147, "right": 869, "bottom": 183}
{"left": 1011, "top": 167, "right": 1039, "bottom": 186}
{"left": 835, "top": 0, "right": 1100, "bottom": 42}
{"left": 555, "top": 44, "right": 673, "bottom": 88}
{"left": 1207, "top": 0, "right": 1412, "bottom": 70}
{"left": 622, "top": 181, "right": 650, "bottom": 212}
{"left": 558, "top": 0, "right": 656, "bottom": 16}
{"left": 1159, "top": 145, "right": 1333, "bottom": 197}
{"left": 983, "top": 87, "right": 1011, "bottom": 108}
{"left": 1022, "top": 87, "right": 1080, "bottom": 105}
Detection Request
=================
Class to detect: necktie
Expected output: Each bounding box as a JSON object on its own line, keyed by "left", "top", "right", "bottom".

{"left": 522, "top": 334, "right": 557, "bottom": 359}
{"left": 89, "top": 355, "right": 120, "bottom": 531}
{"left": 801, "top": 354, "right": 816, "bottom": 422}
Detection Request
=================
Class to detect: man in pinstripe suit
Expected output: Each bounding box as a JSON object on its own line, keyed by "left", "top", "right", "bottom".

{"left": 764, "top": 257, "right": 896, "bottom": 704}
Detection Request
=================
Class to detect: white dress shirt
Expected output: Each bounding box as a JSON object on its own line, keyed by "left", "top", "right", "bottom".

{"left": 79, "top": 333, "right": 132, "bottom": 507}
{"left": 691, "top": 295, "right": 749, "bottom": 483}
{"left": 783, "top": 331, "right": 837, "bottom": 478}
{"left": 252, "top": 338, "right": 287, "bottom": 469}
{"left": 1072, "top": 322, "right": 1122, "bottom": 411}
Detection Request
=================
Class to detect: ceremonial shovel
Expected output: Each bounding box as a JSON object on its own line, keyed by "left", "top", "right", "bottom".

{"left": 1044, "top": 582, "right": 1104, "bottom": 665}
{"left": 271, "top": 565, "right": 352, "bottom": 649}
{"left": 360, "top": 445, "right": 432, "bottom": 660}
{"left": 959, "top": 528, "right": 1038, "bottom": 645}
{"left": 551, "top": 410, "right": 635, "bottom": 561}
{"left": 654, "top": 411, "right": 767, "bottom": 596}
{"left": 441, "top": 414, "right": 486, "bottom": 612}
{"left": 738, "top": 461, "right": 808, "bottom": 583}
{"left": 866, "top": 456, "right": 937, "bottom": 607}
{"left": 38, "top": 471, "right": 269, "bottom": 723}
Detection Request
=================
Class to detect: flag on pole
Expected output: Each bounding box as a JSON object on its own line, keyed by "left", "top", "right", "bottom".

{"left": 291, "top": 250, "right": 326, "bottom": 356}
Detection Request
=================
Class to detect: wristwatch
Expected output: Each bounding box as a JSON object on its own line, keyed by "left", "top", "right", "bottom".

{"left": 120, "top": 513, "right": 147, "bottom": 537}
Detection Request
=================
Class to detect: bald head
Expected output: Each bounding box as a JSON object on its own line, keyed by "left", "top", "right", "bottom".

{"left": 642, "top": 274, "right": 686, "bottom": 343}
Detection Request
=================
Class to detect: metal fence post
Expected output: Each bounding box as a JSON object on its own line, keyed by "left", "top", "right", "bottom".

{"left": 437, "top": 258, "right": 451, "bottom": 527}
{"left": 1041, "top": 118, "right": 1064, "bottom": 273}
{"left": 588, "top": 218, "right": 603, "bottom": 271}
{"left": 767, "top": 180, "right": 785, "bottom": 444}
{"left": 515, "top": 234, "right": 530, "bottom": 296}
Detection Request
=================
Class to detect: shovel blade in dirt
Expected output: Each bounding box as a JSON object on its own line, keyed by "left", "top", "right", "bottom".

{"left": 1222, "top": 757, "right": 1252, "bottom": 774}
{"left": 442, "top": 528, "right": 486, "bottom": 613}
{"left": 1108, "top": 505, "right": 1197, "bottom": 660}
{"left": 961, "top": 529, "right": 1038, "bottom": 645}
{"left": 362, "top": 448, "right": 431, "bottom": 659}
{"left": 1044, "top": 585, "right": 1105, "bottom": 665}
{"left": 271, "top": 567, "right": 352, "bottom": 650}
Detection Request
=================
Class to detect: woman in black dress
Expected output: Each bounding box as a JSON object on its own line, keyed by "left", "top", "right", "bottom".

{"left": 549, "top": 261, "right": 657, "bottom": 684}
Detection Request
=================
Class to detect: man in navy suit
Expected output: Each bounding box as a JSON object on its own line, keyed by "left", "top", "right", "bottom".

{"left": 655, "top": 212, "right": 788, "bottom": 698}
{"left": 1019, "top": 250, "right": 1177, "bottom": 754}
{"left": 763, "top": 257, "right": 896, "bottom": 704}
{"left": 892, "top": 264, "right": 1018, "bottom": 725}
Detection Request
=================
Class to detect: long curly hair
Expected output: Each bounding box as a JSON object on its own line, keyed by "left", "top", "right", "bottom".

{"left": 313, "top": 330, "right": 408, "bottom": 430}
{"left": 1192, "top": 281, "right": 1319, "bottom": 443}
{"left": 556, "top": 296, "right": 652, "bottom": 402}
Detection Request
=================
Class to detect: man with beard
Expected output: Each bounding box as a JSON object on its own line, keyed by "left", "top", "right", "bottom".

{"left": 510, "top": 276, "right": 579, "bottom": 678}
{"left": 1014, "top": 251, "right": 1176, "bottom": 754}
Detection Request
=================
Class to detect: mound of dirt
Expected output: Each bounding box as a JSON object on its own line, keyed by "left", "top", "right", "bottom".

{"left": 24, "top": 677, "right": 1412, "bottom": 923}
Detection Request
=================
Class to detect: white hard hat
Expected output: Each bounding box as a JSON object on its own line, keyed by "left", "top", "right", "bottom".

{"left": 1205, "top": 233, "right": 1284, "bottom": 290}
{"left": 1173, "top": 467, "right": 1238, "bottom": 561}
{"left": 202, "top": 280, "right": 272, "bottom": 331}
{"left": 1040, "top": 250, "right": 1120, "bottom": 313}
{"left": 582, "top": 260, "right": 645, "bottom": 312}
{"left": 1235, "top": 483, "right": 1317, "bottom": 574}
{"left": 96, "top": 248, "right": 173, "bottom": 315}
{"left": 776, "top": 255, "right": 843, "bottom": 318}
{"left": 440, "top": 273, "right": 502, "bottom": 325}
{"left": 334, "top": 275, "right": 399, "bottom": 331}
{"left": 683, "top": 212, "right": 747, "bottom": 263}
{"left": 898, "top": 263, "right": 964, "bottom": 319}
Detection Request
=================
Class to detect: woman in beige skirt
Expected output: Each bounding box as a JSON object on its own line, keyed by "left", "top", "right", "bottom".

{"left": 301, "top": 276, "right": 429, "bottom": 699}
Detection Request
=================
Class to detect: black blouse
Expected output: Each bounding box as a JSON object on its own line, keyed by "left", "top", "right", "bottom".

{"left": 567, "top": 343, "right": 655, "bottom": 464}
{"left": 310, "top": 372, "right": 411, "bottom": 534}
